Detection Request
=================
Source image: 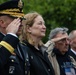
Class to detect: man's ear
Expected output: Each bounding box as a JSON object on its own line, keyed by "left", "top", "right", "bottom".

{"left": 0, "top": 19, "right": 5, "bottom": 27}
{"left": 69, "top": 40, "right": 72, "bottom": 45}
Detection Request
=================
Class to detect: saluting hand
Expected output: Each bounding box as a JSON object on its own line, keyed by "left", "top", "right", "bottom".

{"left": 6, "top": 18, "right": 21, "bottom": 34}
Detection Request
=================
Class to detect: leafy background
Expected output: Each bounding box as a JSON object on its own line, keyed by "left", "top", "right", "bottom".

{"left": 0, "top": 0, "right": 76, "bottom": 43}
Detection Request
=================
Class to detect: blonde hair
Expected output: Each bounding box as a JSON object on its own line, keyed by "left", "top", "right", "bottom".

{"left": 20, "top": 12, "right": 43, "bottom": 46}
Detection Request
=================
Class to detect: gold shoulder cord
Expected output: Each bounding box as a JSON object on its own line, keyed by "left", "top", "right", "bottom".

{"left": 0, "top": 41, "right": 14, "bottom": 53}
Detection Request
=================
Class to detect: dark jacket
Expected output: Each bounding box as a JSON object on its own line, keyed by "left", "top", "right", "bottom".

{"left": 22, "top": 41, "right": 55, "bottom": 75}
{"left": 53, "top": 48, "right": 76, "bottom": 75}
{"left": 69, "top": 49, "right": 76, "bottom": 61}
{"left": 0, "top": 33, "right": 26, "bottom": 75}
{"left": 0, "top": 32, "right": 5, "bottom": 41}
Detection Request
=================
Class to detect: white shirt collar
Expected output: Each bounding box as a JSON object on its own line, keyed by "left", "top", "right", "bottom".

{"left": 71, "top": 48, "right": 76, "bottom": 55}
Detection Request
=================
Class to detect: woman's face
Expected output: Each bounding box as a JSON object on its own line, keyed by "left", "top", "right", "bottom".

{"left": 28, "top": 15, "right": 46, "bottom": 38}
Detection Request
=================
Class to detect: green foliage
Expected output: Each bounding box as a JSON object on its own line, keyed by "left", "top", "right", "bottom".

{"left": 23, "top": 0, "right": 76, "bottom": 42}
{"left": 0, "top": 0, "right": 8, "bottom": 4}
{"left": 0, "top": 0, "right": 76, "bottom": 42}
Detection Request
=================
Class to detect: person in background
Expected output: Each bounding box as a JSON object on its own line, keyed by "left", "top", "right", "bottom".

{"left": 0, "top": 0, "right": 28, "bottom": 75}
{"left": 69, "top": 30, "right": 76, "bottom": 61}
{"left": 44, "top": 35, "right": 68, "bottom": 53}
{"left": 20, "top": 12, "right": 55, "bottom": 75}
{"left": 47, "top": 27, "right": 76, "bottom": 75}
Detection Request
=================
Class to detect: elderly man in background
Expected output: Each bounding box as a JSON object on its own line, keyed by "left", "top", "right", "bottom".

{"left": 46, "top": 27, "right": 76, "bottom": 75}
{"left": 69, "top": 30, "right": 76, "bottom": 61}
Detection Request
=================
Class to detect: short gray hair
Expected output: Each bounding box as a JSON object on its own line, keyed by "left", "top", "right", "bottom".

{"left": 69, "top": 30, "right": 76, "bottom": 39}
{"left": 49, "top": 27, "right": 68, "bottom": 40}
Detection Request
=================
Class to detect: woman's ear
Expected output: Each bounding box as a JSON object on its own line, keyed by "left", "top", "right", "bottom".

{"left": 27, "top": 25, "right": 32, "bottom": 33}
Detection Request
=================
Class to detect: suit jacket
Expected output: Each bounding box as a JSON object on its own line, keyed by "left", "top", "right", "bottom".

{"left": 0, "top": 33, "right": 26, "bottom": 75}
{"left": 69, "top": 49, "right": 76, "bottom": 61}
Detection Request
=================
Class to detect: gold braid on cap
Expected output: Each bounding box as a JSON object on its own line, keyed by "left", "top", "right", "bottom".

{"left": 0, "top": 8, "right": 24, "bottom": 18}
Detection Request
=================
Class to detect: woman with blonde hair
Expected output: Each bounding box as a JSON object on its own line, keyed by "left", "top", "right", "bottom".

{"left": 20, "top": 12, "right": 55, "bottom": 75}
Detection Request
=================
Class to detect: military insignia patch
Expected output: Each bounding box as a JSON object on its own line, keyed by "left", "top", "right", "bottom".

{"left": 9, "top": 66, "right": 15, "bottom": 74}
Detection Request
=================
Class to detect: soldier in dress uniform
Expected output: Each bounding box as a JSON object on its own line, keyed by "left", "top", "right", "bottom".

{"left": 0, "top": 0, "right": 28, "bottom": 75}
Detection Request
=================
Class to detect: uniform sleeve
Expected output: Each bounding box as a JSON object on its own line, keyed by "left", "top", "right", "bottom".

{"left": 0, "top": 34, "right": 19, "bottom": 68}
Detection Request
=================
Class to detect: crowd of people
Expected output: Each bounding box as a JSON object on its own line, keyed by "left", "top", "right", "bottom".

{"left": 0, "top": 0, "right": 76, "bottom": 75}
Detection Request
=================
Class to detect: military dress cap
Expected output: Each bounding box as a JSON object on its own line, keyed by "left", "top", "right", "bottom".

{"left": 0, "top": 0, "right": 25, "bottom": 18}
